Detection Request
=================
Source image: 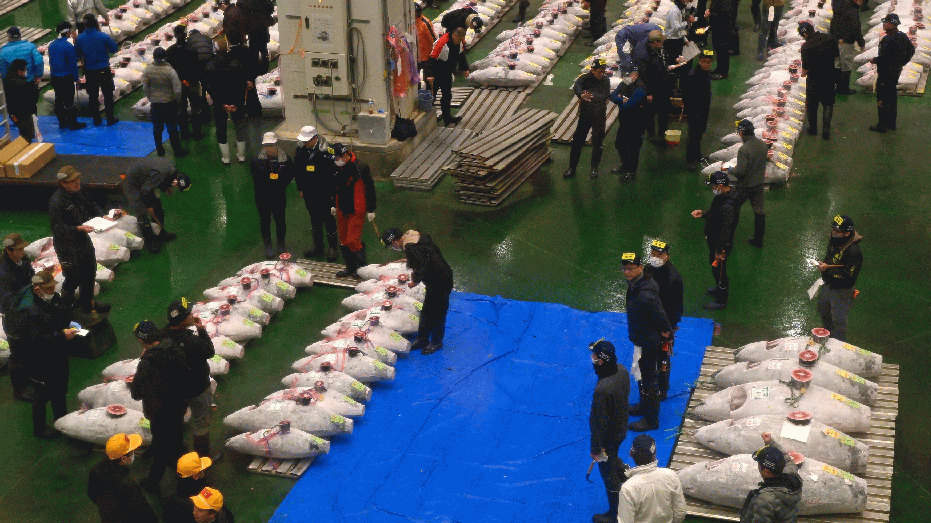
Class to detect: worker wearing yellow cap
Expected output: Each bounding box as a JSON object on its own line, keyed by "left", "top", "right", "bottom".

{"left": 191, "top": 487, "right": 234, "bottom": 523}
{"left": 176, "top": 451, "right": 213, "bottom": 497}
{"left": 87, "top": 433, "right": 158, "bottom": 523}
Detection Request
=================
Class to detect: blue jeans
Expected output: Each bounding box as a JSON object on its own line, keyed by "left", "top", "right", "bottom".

{"left": 758, "top": 6, "right": 783, "bottom": 53}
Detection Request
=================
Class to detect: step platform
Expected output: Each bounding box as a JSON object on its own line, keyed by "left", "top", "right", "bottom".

{"left": 293, "top": 259, "right": 364, "bottom": 289}
{"left": 669, "top": 345, "right": 898, "bottom": 523}
{"left": 247, "top": 456, "right": 316, "bottom": 479}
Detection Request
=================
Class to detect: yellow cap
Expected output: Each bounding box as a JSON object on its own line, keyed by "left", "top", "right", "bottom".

{"left": 177, "top": 452, "right": 213, "bottom": 478}
{"left": 191, "top": 487, "right": 224, "bottom": 511}
{"left": 105, "top": 433, "right": 143, "bottom": 459}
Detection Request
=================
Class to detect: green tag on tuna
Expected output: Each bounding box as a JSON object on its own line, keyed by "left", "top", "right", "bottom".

{"left": 222, "top": 339, "right": 236, "bottom": 348}
{"left": 96, "top": 263, "right": 106, "bottom": 271}
{"left": 413, "top": 301, "right": 423, "bottom": 311}
{"left": 138, "top": 418, "right": 151, "bottom": 429}
{"left": 390, "top": 332, "right": 403, "bottom": 341}
{"left": 108, "top": 244, "right": 120, "bottom": 251}
{"left": 0, "top": 339, "right": 8, "bottom": 351}
{"left": 276, "top": 280, "right": 288, "bottom": 290}
{"left": 243, "top": 319, "right": 256, "bottom": 327}
{"left": 211, "top": 355, "right": 224, "bottom": 362}
{"left": 125, "top": 232, "right": 137, "bottom": 240}
{"left": 342, "top": 396, "right": 357, "bottom": 405}
{"left": 351, "top": 381, "right": 366, "bottom": 392}
{"left": 296, "top": 269, "right": 308, "bottom": 278}
{"left": 330, "top": 414, "right": 345, "bottom": 425}
{"left": 373, "top": 360, "right": 387, "bottom": 370}
{"left": 261, "top": 294, "right": 273, "bottom": 303}
{"left": 376, "top": 347, "right": 389, "bottom": 356}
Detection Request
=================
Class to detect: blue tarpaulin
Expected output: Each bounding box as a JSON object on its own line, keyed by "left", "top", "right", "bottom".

{"left": 271, "top": 291, "right": 713, "bottom": 523}
{"left": 11, "top": 116, "right": 163, "bottom": 157}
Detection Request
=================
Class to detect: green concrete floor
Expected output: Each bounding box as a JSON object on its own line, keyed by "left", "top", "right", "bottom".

{"left": 1, "top": 0, "right": 930, "bottom": 521}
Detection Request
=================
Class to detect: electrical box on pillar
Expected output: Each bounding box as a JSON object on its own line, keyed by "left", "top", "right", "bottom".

{"left": 277, "top": 0, "right": 422, "bottom": 148}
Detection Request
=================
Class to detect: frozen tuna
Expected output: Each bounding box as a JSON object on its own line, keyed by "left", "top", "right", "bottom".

{"left": 326, "top": 324, "right": 411, "bottom": 354}
{"left": 677, "top": 453, "right": 867, "bottom": 515}
{"left": 102, "top": 355, "right": 230, "bottom": 379}
{"left": 693, "top": 414, "right": 870, "bottom": 473}
{"left": 54, "top": 406, "right": 153, "bottom": 445}
{"left": 291, "top": 349, "right": 395, "bottom": 383}
{"left": 78, "top": 380, "right": 144, "bottom": 412}
{"left": 341, "top": 286, "right": 423, "bottom": 314}
{"left": 355, "top": 275, "right": 425, "bottom": 301}
{"left": 305, "top": 336, "right": 397, "bottom": 365}
{"left": 262, "top": 385, "right": 365, "bottom": 417}
{"left": 195, "top": 300, "right": 271, "bottom": 326}
{"left": 693, "top": 380, "right": 872, "bottom": 433}
{"left": 211, "top": 335, "right": 246, "bottom": 359}
{"left": 357, "top": 262, "right": 412, "bottom": 280}
{"left": 203, "top": 277, "right": 284, "bottom": 313}
{"left": 325, "top": 306, "right": 419, "bottom": 337}
{"left": 192, "top": 308, "right": 262, "bottom": 342}
{"left": 281, "top": 370, "right": 372, "bottom": 403}
{"left": 234, "top": 258, "right": 314, "bottom": 287}
{"left": 712, "top": 355, "right": 878, "bottom": 406}
{"left": 226, "top": 426, "right": 330, "bottom": 459}
{"left": 735, "top": 333, "right": 883, "bottom": 378}
{"left": 223, "top": 398, "right": 353, "bottom": 437}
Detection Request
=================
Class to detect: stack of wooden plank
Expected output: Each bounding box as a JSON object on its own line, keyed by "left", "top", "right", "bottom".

{"left": 446, "top": 108, "right": 555, "bottom": 206}
{"left": 450, "top": 88, "right": 527, "bottom": 133}
{"left": 391, "top": 127, "right": 476, "bottom": 191}
{"left": 551, "top": 97, "right": 621, "bottom": 144}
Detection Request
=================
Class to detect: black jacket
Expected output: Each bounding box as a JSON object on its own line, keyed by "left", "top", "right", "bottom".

{"left": 801, "top": 32, "right": 839, "bottom": 80}
{"left": 682, "top": 66, "right": 712, "bottom": 122}
{"left": 637, "top": 46, "right": 668, "bottom": 96}
{"left": 204, "top": 49, "right": 249, "bottom": 108}
{"left": 573, "top": 70, "right": 611, "bottom": 116}
{"left": 875, "top": 30, "right": 915, "bottom": 79}
{"left": 129, "top": 337, "right": 192, "bottom": 408}
{"left": 165, "top": 495, "right": 235, "bottom": 523}
{"left": 293, "top": 138, "right": 335, "bottom": 206}
{"left": 830, "top": 0, "right": 865, "bottom": 48}
{"left": 88, "top": 459, "right": 159, "bottom": 523}
{"left": 703, "top": 191, "right": 740, "bottom": 253}
{"left": 335, "top": 156, "right": 376, "bottom": 215}
{"left": 645, "top": 261, "right": 684, "bottom": 329}
{"left": 441, "top": 7, "right": 478, "bottom": 32}
{"left": 404, "top": 234, "right": 453, "bottom": 290}
{"left": 590, "top": 367, "right": 630, "bottom": 453}
{"left": 187, "top": 29, "right": 215, "bottom": 69}
{"left": 4, "top": 287, "right": 71, "bottom": 383}
{"left": 3, "top": 72, "right": 38, "bottom": 117}
{"left": 0, "top": 252, "right": 34, "bottom": 315}
{"left": 822, "top": 232, "right": 863, "bottom": 289}
{"left": 122, "top": 157, "right": 175, "bottom": 219}
{"left": 48, "top": 186, "right": 102, "bottom": 264}
{"left": 625, "top": 274, "right": 672, "bottom": 350}
{"left": 164, "top": 325, "right": 214, "bottom": 398}
{"left": 251, "top": 148, "right": 294, "bottom": 200}
{"left": 610, "top": 77, "right": 649, "bottom": 132}
{"left": 176, "top": 474, "right": 208, "bottom": 498}
{"left": 166, "top": 39, "right": 199, "bottom": 83}
{"left": 739, "top": 442, "right": 802, "bottom": 523}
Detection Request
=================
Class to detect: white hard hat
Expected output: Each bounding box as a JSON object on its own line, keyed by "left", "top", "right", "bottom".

{"left": 297, "top": 126, "right": 318, "bottom": 142}
{"left": 262, "top": 132, "right": 278, "bottom": 145}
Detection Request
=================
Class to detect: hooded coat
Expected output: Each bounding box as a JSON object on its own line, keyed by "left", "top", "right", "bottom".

{"left": 739, "top": 442, "right": 803, "bottom": 523}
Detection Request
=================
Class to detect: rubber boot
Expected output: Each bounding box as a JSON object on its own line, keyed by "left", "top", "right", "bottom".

{"left": 357, "top": 242, "right": 368, "bottom": 267}
{"left": 837, "top": 71, "right": 855, "bottom": 94}
{"left": 821, "top": 105, "right": 833, "bottom": 140}
{"left": 263, "top": 237, "right": 275, "bottom": 259}
{"left": 169, "top": 128, "right": 189, "bottom": 157}
{"left": 236, "top": 141, "right": 247, "bottom": 162}
{"left": 305, "top": 229, "right": 324, "bottom": 257}
{"left": 629, "top": 389, "right": 659, "bottom": 432}
{"left": 703, "top": 286, "right": 729, "bottom": 310}
{"left": 68, "top": 110, "right": 87, "bottom": 130}
{"left": 590, "top": 146, "right": 603, "bottom": 179}
{"left": 658, "top": 359, "right": 671, "bottom": 400}
{"left": 628, "top": 380, "right": 645, "bottom": 416}
{"left": 193, "top": 434, "right": 223, "bottom": 462}
{"left": 592, "top": 488, "right": 620, "bottom": 523}
{"left": 807, "top": 107, "right": 818, "bottom": 135}
{"left": 326, "top": 233, "right": 339, "bottom": 262}
{"left": 277, "top": 238, "right": 288, "bottom": 255}
{"left": 219, "top": 142, "right": 231, "bottom": 164}
{"left": 749, "top": 214, "right": 765, "bottom": 247}
{"left": 512, "top": 0, "right": 529, "bottom": 23}
{"left": 155, "top": 130, "right": 166, "bottom": 157}
{"left": 141, "top": 224, "right": 162, "bottom": 254}
{"left": 335, "top": 247, "right": 358, "bottom": 277}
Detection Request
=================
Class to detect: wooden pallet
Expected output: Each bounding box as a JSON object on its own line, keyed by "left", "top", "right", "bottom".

{"left": 0, "top": 27, "right": 50, "bottom": 47}
{"left": 391, "top": 127, "right": 476, "bottom": 191}
{"left": 434, "top": 87, "right": 475, "bottom": 118}
{"left": 669, "top": 345, "right": 898, "bottom": 523}
{"left": 247, "top": 456, "right": 315, "bottom": 478}
{"left": 550, "top": 97, "right": 621, "bottom": 144}
{"left": 451, "top": 87, "right": 528, "bottom": 133}
{"left": 0, "top": 0, "right": 35, "bottom": 18}
{"left": 292, "top": 259, "right": 363, "bottom": 289}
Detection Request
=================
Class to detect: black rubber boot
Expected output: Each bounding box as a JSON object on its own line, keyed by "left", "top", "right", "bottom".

{"left": 193, "top": 434, "right": 223, "bottom": 462}
{"left": 326, "top": 233, "right": 339, "bottom": 262}
{"left": 629, "top": 389, "right": 659, "bottom": 432}
{"left": 335, "top": 247, "right": 358, "bottom": 277}
{"left": 263, "top": 237, "right": 275, "bottom": 259}
{"left": 703, "top": 287, "right": 729, "bottom": 310}
{"left": 628, "top": 380, "right": 645, "bottom": 416}
{"left": 141, "top": 224, "right": 162, "bottom": 254}
{"left": 512, "top": 0, "right": 529, "bottom": 23}
{"left": 658, "top": 359, "right": 671, "bottom": 400}
{"left": 807, "top": 107, "right": 818, "bottom": 135}
{"left": 749, "top": 214, "right": 766, "bottom": 247}
{"left": 304, "top": 229, "right": 325, "bottom": 257}
{"left": 592, "top": 488, "right": 620, "bottom": 523}
{"left": 590, "top": 146, "right": 603, "bottom": 179}
{"left": 821, "top": 105, "right": 833, "bottom": 139}
{"left": 837, "top": 71, "right": 855, "bottom": 94}
{"left": 169, "top": 129, "right": 189, "bottom": 157}
{"left": 357, "top": 242, "right": 368, "bottom": 267}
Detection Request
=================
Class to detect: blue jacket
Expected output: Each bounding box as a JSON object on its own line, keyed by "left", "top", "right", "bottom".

{"left": 615, "top": 22, "right": 660, "bottom": 68}
{"left": 0, "top": 40, "right": 44, "bottom": 81}
{"left": 75, "top": 27, "right": 117, "bottom": 71}
{"left": 48, "top": 37, "right": 80, "bottom": 80}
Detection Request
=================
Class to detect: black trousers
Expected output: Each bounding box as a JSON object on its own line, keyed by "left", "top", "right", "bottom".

{"left": 302, "top": 198, "right": 337, "bottom": 247}
{"left": 589, "top": 9, "right": 607, "bottom": 41}
{"left": 707, "top": 240, "right": 730, "bottom": 291}
{"left": 178, "top": 82, "right": 202, "bottom": 135}
{"left": 687, "top": 113, "right": 708, "bottom": 162}
{"left": 11, "top": 112, "right": 36, "bottom": 142}
{"left": 638, "top": 343, "right": 661, "bottom": 391}
{"left": 61, "top": 252, "right": 97, "bottom": 310}
{"left": 51, "top": 75, "right": 78, "bottom": 127}
{"left": 569, "top": 110, "right": 606, "bottom": 171}
{"left": 418, "top": 285, "right": 451, "bottom": 344}
{"left": 646, "top": 92, "right": 671, "bottom": 138}
{"left": 433, "top": 71, "right": 454, "bottom": 119}
{"left": 615, "top": 124, "right": 644, "bottom": 172}
{"left": 144, "top": 399, "right": 188, "bottom": 486}
{"left": 711, "top": 23, "right": 731, "bottom": 73}
{"left": 151, "top": 101, "right": 180, "bottom": 148}
{"left": 7, "top": 339, "right": 30, "bottom": 390}
{"left": 876, "top": 73, "right": 898, "bottom": 129}
{"left": 140, "top": 191, "right": 165, "bottom": 228}
{"left": 213, "top": 103, "right": 248, "bottom": 144}
{"left": 248, "top": 30, "right": 271, "bottom": 75}
{"left": 32, "top": 369, "right": 68, "bottom": 434}
{"left": 256, "top": 193, "right": 287, "bottom": 244}
{"left": 663, "top": 39, "right": 687, "bottom": 89}
{"left": 84, "top": 68, "right": 115, "bottom": 121}
{"left": 597, "top": 441, "right": 624, "bottom": 492}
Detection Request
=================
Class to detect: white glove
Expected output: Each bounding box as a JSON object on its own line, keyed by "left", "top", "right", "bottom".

{"left": 367, "top": 212, "right": 376, "bottom": 222}
{"left": 330, "top": 207, "right": 336, "bottom": 216}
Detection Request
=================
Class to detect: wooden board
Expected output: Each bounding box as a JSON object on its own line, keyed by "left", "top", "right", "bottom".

{"left": 668, "top": 345, "right": 898, "bottom": 523}
{"left": 550, "top": 97, "right": 621, "bottom": 144}
{"left": 860, "top": 66, "right": 928, "bottom": 97}
{"left": 391, "top": 127, "right": 476, "bottom": 191}
{"left": 292, "top": 259, "right": 364, "bottom": 289}
{"left": 0, "top": 27, "right": 50, "bottom": 47}
{"left": 247, "top": 456, "right": 316, "bottom": 478}
{"left": 0, "top": 0, "right": 37, "bottom": 18}
{"left": 451, "top": 88, "right": 527, "bottom": 133}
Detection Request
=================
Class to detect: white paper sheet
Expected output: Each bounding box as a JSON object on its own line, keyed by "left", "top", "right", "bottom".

{"left": 807, "top": 278, "right": 824, "bottom": 300}
{"left": 84, "top": 217, "right": 118, "bottom": 232}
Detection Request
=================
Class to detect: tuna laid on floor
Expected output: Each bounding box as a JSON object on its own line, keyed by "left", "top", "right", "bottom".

{"left": 78, "top": 381, "right": 144, "bottom": 412}
{"left": 305, "top": 337, "right": 398, "bottom": 366}
{"left": 102, "top": 355, "right": 230, "bottom": 378}
{"left": 291, "top": 350, "right": 396, "bottom": 383}
{"left": 262, "top": 385, "right": 365, "bottom": 417}
{"left": 340, "top": 286, "right": 423, "bottom": 314}
{"left": 735, "top": 331, "right": 883, "bottom": 378}
{"left": 226, "top": 425, "right": 331, "bottom": 460}
{"left": 234, "top": 257, "right": 315, "bottom": 287}
{"left": 325, "top": 325, "right": 411, "bottom": 354}
{"left": 693, "top": 414, "right": 870, "bottom": 473}
{"left": 223, "top": 398, "right": 354, "bottom": 437}
{"left": 281, "top": 370, "right": 372, "bottom": 403}
{"left": 54, "top": 406, "right": 153, "bottom": 445}
{"left": 677, "top": 453, "right": 867, "bottom": 515}
{"left": 325, "top": 306, "right": 420, "bottom": 337}
{"left": 693, "top": 380, "right": 872, "bottom": 433}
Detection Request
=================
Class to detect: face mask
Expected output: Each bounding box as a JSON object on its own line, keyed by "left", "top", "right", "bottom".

{"left": 390, "top": 245, "right": 403, "bottom": 252}
{"left": 622, "top": 76, "right": 633, "bottom": 84}
{"left": 648, "top": 256, "right": 665, "bottom": 267}
{"left": 39, "top": 291, "right": 54, "bottom": 302}
{"left": 334, "top": 159, "right": 346, "bottom": 167}
{"left": 124, "top": 452, "right": 135, "bottom": 465}
{"left": 712, "top": 187, "right": 722, "bottom": 196}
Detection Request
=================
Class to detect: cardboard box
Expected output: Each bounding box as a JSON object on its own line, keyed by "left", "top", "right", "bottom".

{"left": 6, "top": 142, "right": 56, "bottom": 179}
{"left": 0, "top": 136, "right": 28, "bottom": 177}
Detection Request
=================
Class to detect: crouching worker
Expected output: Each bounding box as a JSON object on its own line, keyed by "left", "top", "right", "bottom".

{"left": 381, "top": 228, "right": 453, "bottom": 354}
{"left": 122, "top": 157, "right": 192, "bottom": 253}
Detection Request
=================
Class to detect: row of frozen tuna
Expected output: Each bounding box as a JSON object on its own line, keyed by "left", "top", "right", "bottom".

{"left": 468, "top": 0, "right": 587, "bottom": 87}
{"left": 704, "top": 0, "right": 829, "bottom": 183}
{"left": 221, "top": 262, "right": 428, "bottom": 461}
{"left": 433, "top": 0, "right": 514, "bottom": 48}
{"left": 855, "top": 0, "right": 931, "bottom": 89}
{"left": 52, "top": 255, "right": 315, "bottom": 446}
{"left": 675, "top": 328, "right": 887, "bottom": 515}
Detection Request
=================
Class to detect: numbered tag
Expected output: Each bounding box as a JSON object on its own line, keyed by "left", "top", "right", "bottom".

{"left": 409, "top": 314, "right": 419, "bottom": 322}
{"left": 413, "top": 301, "right": 423, "bottom": 311}
{"left": 731, "top": 461, "right": 749, "bottom": 473}
{"left": 373, "top": 360, "right": 387, "bottom": 370}
{"left": 830, "top": 392, "right": 860, "bottom": 408}
{"left": 261, "top": 294, "right": 274, "bottom": 303}
{"left": 789, "top": 117, "right": 802, "bottom": 124}
{"left": 836, "top": 369, "right": 866, "bottom": 384}
{"left": 307, "top": 165, "right": 315, "bottom": 171}
{"left": 766, "top": 360, "right": 785, "bottom": 370}
{"left": 822, "top": 464, "right": 857, "bottom": 481}
{"left": 86, "top": 410, "right": 101, "bottom": 421}
{"left": 138, "top": 417, "right": 151, "bottom": 429}
{"left": 750, "top": 386, "right": 770, "bottom": 399}
{"left": 125, "top": 232, "right": 137, "bottom": 240}
{"left": 267, "top": 401, "right": 282, "bottom": 411}
{"left": 276, "top": 280, "right": 289, "bottom": 290}
{"left": 296, "top": 269, "right": 308, "bottom": 278}
{"left": 780, "top": 131, "right": 792, "bottom": 139}
{"left": 351, "top": 381, "right": 366, "bottom": 392}
{"left": 350, "top": 320, "right": 366, "bottom": 329}
{"left": 0, "top": 339, "right": 8, "bottom": 351}
{"left": 250, "top": 308, "right": 262, "bottom": 317}
{"left": 210, "top": 354, "right": 224, "bottom": 362}
{"left": 342, "top": 396, "right": 357, "bottom": 405}
{"left": 390, "top": 332, "right": 403, "bottom": 341}
{"left": 785, "top": 342, "right": 799, "bottom": 352}
{"left": 109, "top": 381, "right": 123, "bottom": 391}
{"left": 222, "top": 339, "right": 236, "bottom": 348}
{"left": 376, "top": 346, "right": 389, "bottom": 356}
{"left": 330, "top": 414, "right": 345, "bottom": 425}
{"left": 243, "top": 319, "right": 256, "bottom": 327}
{"left": 841, "top": 343, "right": 872, "bottom": 356}
{"left": 745, "top": 417, "right": 762, "bottom": 428}
{"left": 109, "top": 244, "right": 120, "bottom": 251}
{"left": 97, "top": 263, "right": 106, "bottom": 271}
{"left": 775, "top": 162, "right": 788, "bottom": 170}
